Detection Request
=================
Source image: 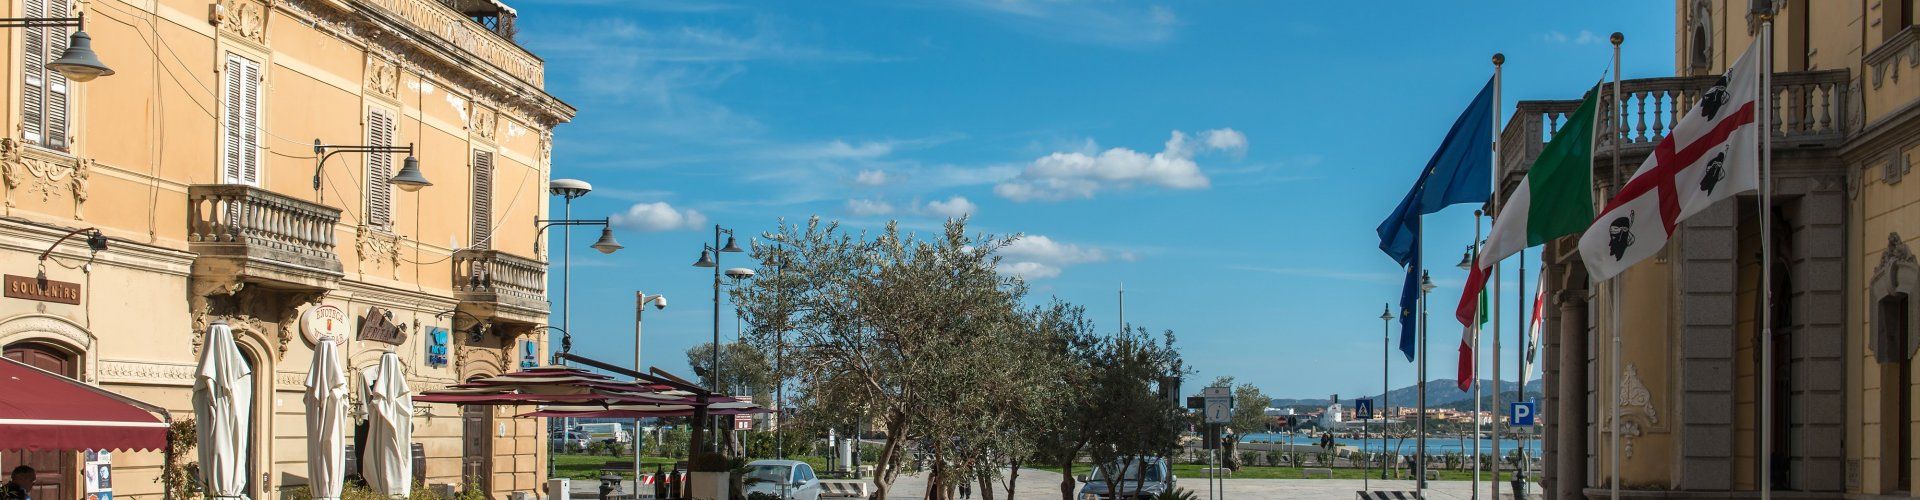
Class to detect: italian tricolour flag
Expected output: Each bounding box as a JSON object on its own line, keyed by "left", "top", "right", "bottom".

{"left": 1454, "top": 87, "right": 1599, "bottom": 328}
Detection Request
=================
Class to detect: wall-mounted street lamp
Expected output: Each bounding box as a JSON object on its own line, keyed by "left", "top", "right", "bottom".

{"left": 537, "top": 218, "right": 622, "bottom": 255}
{"left": 312, "top": 139, "right": 429, "bottom": 202}
{"left": 0, "top": 14, "right": 112, "bottom": 81}
{"left": 430, "top": 309, "right": 491, "bottom": 343}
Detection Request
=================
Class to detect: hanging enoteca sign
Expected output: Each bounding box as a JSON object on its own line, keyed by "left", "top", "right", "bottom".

{"left": 301, "top": 304, "right": 350, "bottom": 344}
{"left": 4, "top": 274, "right": 80, "bottom": 305}
{"left": 358, "top": 306, "right": 406, "bottom": 345}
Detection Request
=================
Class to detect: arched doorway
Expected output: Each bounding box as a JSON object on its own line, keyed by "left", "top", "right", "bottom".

{"left": 2, "top": 342, "right": 77, "bottom": 500}
{"left": 462, "top": 375, "right": 494, "bottom": 495}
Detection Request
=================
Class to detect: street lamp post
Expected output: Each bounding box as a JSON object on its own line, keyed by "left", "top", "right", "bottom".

{"left": 1419, "top": 271, "right": 1436, "bottom": 490}
{"left": 692, "top": 225, "right": 743, "bottom": 452}
{"left": 540, "top": 179, "right": 621, "bottom": 477}
{"left": 1380, "top": 304, "right": 1393, "bottom": 481}
{"left": 632, "top": 291, "right": 665, "bottom": 491}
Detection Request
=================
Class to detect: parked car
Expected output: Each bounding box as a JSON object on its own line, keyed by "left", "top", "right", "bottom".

{"left": 740, "top": 459, "right": 821, "bottom": 500}
{"left": 550, "top": 430, "right": 590, "bottom": 452}
{"left": 1076, "top": 457, "right": 1176, "bottom": 500}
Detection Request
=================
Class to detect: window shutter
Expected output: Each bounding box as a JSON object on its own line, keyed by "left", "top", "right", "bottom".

{"left": 240, "top": 57, "right": 261, "bottom": 185}
{"left": 42, "top": 0, "right": 68, "bottom": 150}
{"left": 220, "top": 54, "right": 262, "bottom": 185}
{"left": 366, "top": 108, "right": 394, "bottom": 228}
{"left": 20, "top": 0, "right": 46, "bottom": 147}
{"left": 471, "top": 151, "right": 493, "bottom": 250}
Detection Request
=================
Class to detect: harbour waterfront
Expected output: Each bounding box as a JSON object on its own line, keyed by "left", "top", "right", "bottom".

{"left": 1239, "top": 433, "right": 1542, "bottom": 455}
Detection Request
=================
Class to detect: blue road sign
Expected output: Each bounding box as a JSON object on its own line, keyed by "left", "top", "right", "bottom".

{"left": 1354, "top": 398, "right": 1375, "bottom": 420}
{"left": 1510, "top": 401, "right": 1537, "bottom": 426}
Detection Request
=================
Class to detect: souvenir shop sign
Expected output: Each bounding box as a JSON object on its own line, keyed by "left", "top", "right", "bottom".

{"left": 358, "top": 306, "right": 406, "bottom": 345}
{"left": 5, "top": 274, "right": 80, "bottom": 305}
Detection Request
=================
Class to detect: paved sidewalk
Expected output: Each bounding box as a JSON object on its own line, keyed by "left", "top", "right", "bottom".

{"left": 559, "top": 470, "right": 1547, "bottom": 499}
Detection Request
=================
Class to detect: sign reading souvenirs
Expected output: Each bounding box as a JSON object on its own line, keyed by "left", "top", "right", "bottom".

{"left": 301, "top": 304, "right": 350, "bottom": 344}
{"left": 4, "top": 274, "right": 80, "bottom": 305}
{"left": 358, "top": 306, "right": 405, "bottom": 345}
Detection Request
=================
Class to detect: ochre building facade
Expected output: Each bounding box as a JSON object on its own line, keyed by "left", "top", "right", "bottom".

{"left": 0, "top": 0, "right": 573, "bottom": 497}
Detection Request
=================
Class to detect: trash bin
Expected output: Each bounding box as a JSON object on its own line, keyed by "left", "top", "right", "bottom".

{"left": 1509, "top": 478, "right": 1528, "bottom": 499}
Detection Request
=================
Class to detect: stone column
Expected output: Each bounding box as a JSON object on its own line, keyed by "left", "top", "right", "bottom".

{"left": 1556, "top": 285, "right": 1590, "bottom": 500}
{"left": 1677, "top": 202, "right": 1738, "bottom": 491}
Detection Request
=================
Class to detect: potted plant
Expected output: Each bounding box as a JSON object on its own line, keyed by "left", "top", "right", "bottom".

{"left": 687, "top": 452, "right": 732, "bottom": 500}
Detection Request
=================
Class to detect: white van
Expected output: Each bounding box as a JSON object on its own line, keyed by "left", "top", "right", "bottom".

{"left": 574, "top": 423, "right": 630, "bottom": 444}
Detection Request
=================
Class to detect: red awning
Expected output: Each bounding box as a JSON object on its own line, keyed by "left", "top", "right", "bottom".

{"left": 0, "top": 357, "right": 169, "bottom": 451}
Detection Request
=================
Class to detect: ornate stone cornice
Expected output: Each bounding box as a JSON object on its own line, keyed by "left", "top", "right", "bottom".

{"left": 98, "top": 359, "right": 196, "bottom": 387}
{"left": 274, "top": 0, "right": 575, "bottom": 128}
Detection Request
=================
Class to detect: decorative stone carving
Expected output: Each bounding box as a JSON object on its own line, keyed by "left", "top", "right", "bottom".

{"left": 366, "top": 56, "right": 399, "bottom": 99}
{"left": 98, "top": 360, "right": 196, "bottom": 386}
{"left": 189, "top": 279, "right": 322, "bottom": 361}
{"left": 214, "top": 0, "right": 268, "bottom": 45}
{"left": 472, "top": 106, "right": 497, "bottom": 141}
{"left": 1872, "top": 233, "right": 1920, "bottom": 363}
{"left": 355, "top": 225, "right": 401, "bottom": 279}
{"left": 1602, "top": 363, "right": 1659, "bottom": 459}
{"left": 0, "top": 138, "right": 90, "bottom": 218}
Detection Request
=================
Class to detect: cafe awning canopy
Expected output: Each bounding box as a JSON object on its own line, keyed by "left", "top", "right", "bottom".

{"left": 0, "top": 357, "right": 169, "bottom": 451}
{"left": 519, "top": 398, "right": 771, "bottom": 418}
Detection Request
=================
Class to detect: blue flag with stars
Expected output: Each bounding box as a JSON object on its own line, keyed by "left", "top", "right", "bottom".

{"left": 1377, "top": 77, "right": 1495, "bottom": 266}
{"left": 1396, "top": 220, "right": 1423, "bottom": 362}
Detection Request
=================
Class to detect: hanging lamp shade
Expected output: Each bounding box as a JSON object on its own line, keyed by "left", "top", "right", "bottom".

{"left": 720, "top": 235, "right": 743, "bottom": 253}
{"left": 590, "top": 227, "right": 623, "bottom": 254}
{"left": 692, "top": 249, "right": 716, "bottom": 268}
{"left": 389, "top": 155, "right": 431, "bottom": 192}
{"left": 47, "top": 30, "right": 112, "bottom": 82}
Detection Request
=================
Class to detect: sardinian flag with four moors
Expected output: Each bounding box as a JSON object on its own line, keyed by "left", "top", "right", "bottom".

{"left": 1578, "top": 40, "right": 1762, "bottom": 281}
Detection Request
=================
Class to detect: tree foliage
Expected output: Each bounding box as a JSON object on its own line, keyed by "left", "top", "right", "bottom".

{"left": 732, "top": 217, "right": 1190, "bottom": 500}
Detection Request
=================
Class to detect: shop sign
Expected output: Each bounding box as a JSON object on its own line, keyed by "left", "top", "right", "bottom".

{"left": 358, "top": 306, "right": 406, "bottom": 345}
{"left": 301, "top": 304, "right": 350, "bottom": 344}
{"left": 4, "top": 274, "right": 80, "bottom": 305}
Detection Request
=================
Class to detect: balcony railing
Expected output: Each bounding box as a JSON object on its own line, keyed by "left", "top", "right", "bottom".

{"left": 361, "top": 0, "right": 543, "bottom": 85}
{"left": 188, "top": 184, "right": 343, "bottom": 277}
{"left": 452, "top": 249, "right": 547, "bottom": 317}
{"left": 1501, "top": 69, "right": 1850, "bottom": 179}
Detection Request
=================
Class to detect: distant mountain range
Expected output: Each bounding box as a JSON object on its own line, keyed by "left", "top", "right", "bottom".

{"left": 1268, "top": 379, "right": 1545, "bottom": 412}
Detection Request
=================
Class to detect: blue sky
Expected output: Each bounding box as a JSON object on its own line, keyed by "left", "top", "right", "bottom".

{"left": 519, "top": 0, "right": 1676, "bottom": 401}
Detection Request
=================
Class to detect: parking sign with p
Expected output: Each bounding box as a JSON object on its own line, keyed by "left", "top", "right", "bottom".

{"left": 1510, "top": 401, "right": 1537, "bottom": 426}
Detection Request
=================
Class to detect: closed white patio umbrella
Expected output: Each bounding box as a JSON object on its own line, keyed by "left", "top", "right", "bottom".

{"left": 304, "top": 339, "right": 348, "bottom": 499}
{"left": 363, "top": 351, "right": 413, "bottom": 496}
{"left": 194, "top": 321, "right": 252, "bottom": 500}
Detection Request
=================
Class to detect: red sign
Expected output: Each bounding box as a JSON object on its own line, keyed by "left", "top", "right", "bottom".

{"left": 734, "top": 415, "right": 753, "bottom": 431}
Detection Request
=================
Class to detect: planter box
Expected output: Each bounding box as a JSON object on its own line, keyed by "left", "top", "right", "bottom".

{"left": 688, "top": 471, "right": 730, "bottom": 500}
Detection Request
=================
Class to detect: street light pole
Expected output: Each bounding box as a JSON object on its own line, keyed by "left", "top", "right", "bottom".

{"left": 1419, "top": 271, "right": 1436, "bottom": 490}
{"left": 692, "top": 225, "right": 742, "bottom": 453}
{"left": 634, "top": 291, "right": 665, "bottom": 485}
{"left": 548, "top": 179, "right": 590, "bottom": 478}
{"left": 1380, "top": 304, "right": 1393, "bottom": 481}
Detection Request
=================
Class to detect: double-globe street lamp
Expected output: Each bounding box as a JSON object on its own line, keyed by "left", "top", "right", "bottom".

{"left": 691, "top": 225, "right": 744, "bottom": 451}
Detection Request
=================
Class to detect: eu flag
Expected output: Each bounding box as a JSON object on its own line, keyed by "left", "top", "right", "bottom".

{"left": 1377, "top": 77, "right": 1496, "bottom": 266}
{"left": 1378, "top": 76, "right": 1494, "bottom": 362}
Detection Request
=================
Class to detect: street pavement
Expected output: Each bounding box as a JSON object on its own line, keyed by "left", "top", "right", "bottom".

{"left": 562, "top": 468, "right": 1547, "bottom": 499}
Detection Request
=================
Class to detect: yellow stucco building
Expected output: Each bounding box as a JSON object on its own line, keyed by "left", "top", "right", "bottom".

{"left": 1520, "top": 0, "right": 1920, "bottom": 498}
{"left": 0, "top": 0, "right": 573, "bottom": 497}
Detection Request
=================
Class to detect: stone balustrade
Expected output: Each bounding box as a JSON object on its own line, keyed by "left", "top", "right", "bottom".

{"left": 1501, "top": 69, "right": 1850, "bottom": 181}
{"left": 453, "top": 248, "right": 547, "bottom": 319}
{"left": 361, "top": 0, "right": 544, "bottom": 86}
{"left": 188, "top": 184, "right": 344, "bottom": 278}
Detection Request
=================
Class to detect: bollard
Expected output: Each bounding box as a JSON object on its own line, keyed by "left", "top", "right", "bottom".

{"left": 599, "top": 473, "right": 623, "bottom": 499}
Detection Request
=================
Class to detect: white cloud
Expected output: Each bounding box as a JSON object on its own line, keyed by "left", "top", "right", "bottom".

{"left": 1202, "top": 128, "right": 1248, "bottom": 153}
{"left": 923, "top": 196, "right": 977, "bottom": 218}
{"left": 846, "top": 198, "right": 896, "bottom": 216}
{"left": 609, "top": 202, "right": 708, "bottom": 232}
{"left": 855, "top": 169, "right": 890, "bottom": 186}
{"left": 996, "top": 234, "right": 1109, "bottom": 279}
{"left": 995, "top": 130, "right": 1234, "bottom": 202}
{"left": 944, "top": 0, "right": 1182, "bottom": 46}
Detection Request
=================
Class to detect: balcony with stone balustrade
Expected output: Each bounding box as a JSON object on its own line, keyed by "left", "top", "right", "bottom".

{"left": 1500, "top": 69, "right": 1850, "bottom": 188}
{"left": 187, "top": 184, "right": 345, "bottom": 293}
{"left": 452, "top": 248, "right": 548, "bottom": 326}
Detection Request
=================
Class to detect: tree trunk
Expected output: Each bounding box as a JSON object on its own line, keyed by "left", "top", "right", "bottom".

{"left": 871, "top": 410, "right": 909, "bottom": 500}
{"left": 1059, "top": 461, "right": 1076, "bottom": 500}
{"left": 1002, "top": 458, "right": 1020, "bottom": 500}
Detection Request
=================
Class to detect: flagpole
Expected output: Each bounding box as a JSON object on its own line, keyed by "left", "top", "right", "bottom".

{"left": 1472, "top": 210, "right": 1484, "bottom": 500}
{"left": 1490, "top": 51, "right": 1505, "bottom": 500}
{"left": 1516, "top": 247, "right": 1528, "bottom": 495}
{"left": 1758, "top": 9, "right": 1776, "bottom": 500}
{"left": 1608, "top": 31, "right": 1625, "bottom": 500}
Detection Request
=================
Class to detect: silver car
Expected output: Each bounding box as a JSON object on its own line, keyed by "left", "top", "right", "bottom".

{"left": 741, "top": 459, "right": 822, "bottom": 500}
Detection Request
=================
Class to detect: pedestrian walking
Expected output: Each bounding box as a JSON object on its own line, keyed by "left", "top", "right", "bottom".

{"left": 959, "top": 480, "right": 971, "bottom": 499}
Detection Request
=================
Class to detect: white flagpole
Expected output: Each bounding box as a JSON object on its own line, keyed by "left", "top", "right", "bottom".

{"left": 1608, "top": 31, "right": 1625, "bottom": 500}
{"left": 1490, "top": 51, "right": 1506, "bottom": 500}
{"left": 1473, "top": 210, "right": 1484, "bottom": 500}
{"left": 1759, "top": 9, "right": 1776, "bottom": 500}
